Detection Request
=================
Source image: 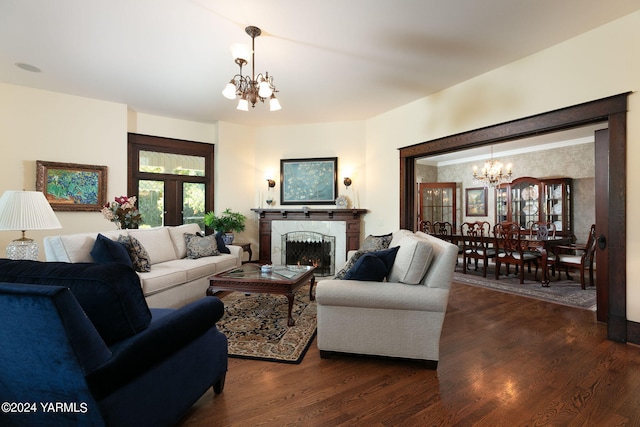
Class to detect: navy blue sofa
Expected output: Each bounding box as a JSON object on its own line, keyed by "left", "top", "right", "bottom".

{"left": 0, "top": 259, "right": 227, "bottom": 427}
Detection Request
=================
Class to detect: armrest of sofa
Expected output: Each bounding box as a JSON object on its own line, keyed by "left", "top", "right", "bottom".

{"left": 86, "top": 296, "right": 225, "bottom": 399}
{"left": 0, "top": 283, "right": 113, "bottom": 375}
{"left": 227, "top": 244, "right": 244, "bottom": 261}
{"left": 43, "top": 235, "right": 70, "bottom": 262}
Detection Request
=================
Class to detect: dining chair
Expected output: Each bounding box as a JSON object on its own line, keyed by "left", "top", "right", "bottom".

{"left": 528, "top": 220, "right": 557, "bottom": 279}
{"left": 493, "top": 221, "right": 539, "bottom": 284}
{"left": 432, "top": 221, "right": 453, "bottom": 239}
{"left": 419, "top": 220, "right": 433, "bottom": 234}
{"left": 528, "top": 220, "right": 557, "bottom": 240}
{"left": 460, "top": 221, "right": 495, "bottom": 277}
{"left": 552, "top": 224, "right": 597, "bottom": 289}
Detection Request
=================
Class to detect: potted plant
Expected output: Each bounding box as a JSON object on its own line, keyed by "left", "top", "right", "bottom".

{"left": 204, "top": 208, "right": 246, "bottom": 244}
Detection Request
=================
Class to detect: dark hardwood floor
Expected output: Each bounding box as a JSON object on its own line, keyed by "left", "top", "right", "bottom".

{"left": 177, "top": 281, "right": 640, "bottom": 426}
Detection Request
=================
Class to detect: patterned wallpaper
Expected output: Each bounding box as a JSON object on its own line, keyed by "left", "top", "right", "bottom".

{"left": 415, "top": 142, "right": 595, "bottom": 243}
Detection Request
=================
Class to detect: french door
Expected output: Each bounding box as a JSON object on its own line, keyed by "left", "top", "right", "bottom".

{"left": 417, "top": 182, "right": 457, "bottom": 230}
{"left": 127, "top": 134, "right": 214, "bottom": 230}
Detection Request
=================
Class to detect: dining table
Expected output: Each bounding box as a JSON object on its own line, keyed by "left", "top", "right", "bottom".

{"left": 441, "top": 233, "right": 572, "bottom": 287}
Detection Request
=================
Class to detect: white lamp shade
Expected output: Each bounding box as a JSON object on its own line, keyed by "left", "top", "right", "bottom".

{"left": 269, "top": 95, "right": 281, "bottom": 111}
{"left": 0, "top": 191, "right": 62, "bottom": 231}
{"left": 237, "top": 98, "right": 249, "bottom": 111}
{"left": 222, "top": 82, "right": 237, "bottom": 99}
{"left": 230, "top": 43, "right": 251, "bottom": 62}
{"left": 258, "top": 81, "right": 273, "bottom": 98}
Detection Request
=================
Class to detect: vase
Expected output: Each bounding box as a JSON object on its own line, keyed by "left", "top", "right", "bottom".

{"left": 223, "top": 233, "right": 234, "bottom": 245}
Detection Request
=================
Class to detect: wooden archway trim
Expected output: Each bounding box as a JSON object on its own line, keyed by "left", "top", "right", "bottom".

{"left": 398, "top": 92, "right": 629, "bottom": 342}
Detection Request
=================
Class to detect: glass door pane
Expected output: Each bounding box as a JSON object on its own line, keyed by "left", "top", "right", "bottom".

{"left": 138, "top": 180, "right": 165, "bottom": 228}
{"left": 182, "top": 182, "right": 205, "bottom": 230}
{"left": 418, "top": 183, "right": 457, "bottom": 229}
{"left": 139, "top": 151, "right": 205, "bottom": 176}
{"left": 496, "top": 186, "right": 508, "bottom": 224}
{"left": 441, "top": 188, "right": 453, "bottom": 223}
{"left": 511, "top": 180, "right": 540, "bottom": 230}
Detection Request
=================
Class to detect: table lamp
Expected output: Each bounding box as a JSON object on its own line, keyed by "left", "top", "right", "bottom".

{"left": 0, "top": 190, "right": 62, "bottom": 260}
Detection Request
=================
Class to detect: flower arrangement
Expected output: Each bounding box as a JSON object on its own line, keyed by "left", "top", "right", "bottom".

{"left": 102, "top": 195, "right": 143, "bottom": 229}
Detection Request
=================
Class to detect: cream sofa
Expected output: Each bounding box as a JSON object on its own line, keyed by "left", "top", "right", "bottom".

{"left": 316, "top": 230, "right": 458, "bottom": 368}
{"left": 43, "top": 223, "right": 243, "bottom": 309}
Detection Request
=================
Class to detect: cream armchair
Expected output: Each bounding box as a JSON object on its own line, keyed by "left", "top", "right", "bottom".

{"left": 316, "top": 230, "right": 458, "bottom": 368}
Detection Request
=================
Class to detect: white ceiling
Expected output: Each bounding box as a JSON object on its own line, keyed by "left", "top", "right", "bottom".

{"left": 1, "top": 0, "right": 639, "bottom": 127}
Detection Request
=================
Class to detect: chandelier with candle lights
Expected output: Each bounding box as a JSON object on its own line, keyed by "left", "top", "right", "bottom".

{"left": 472, "top": 147, "right": 513, "bottom": 188}
{"left": 221, "top": 26, "right": 281, "bottom": 112}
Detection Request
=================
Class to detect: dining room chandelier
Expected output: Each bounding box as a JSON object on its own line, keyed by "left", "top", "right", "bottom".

{"left": 222, "top": 26, "right": 281, "bottom": 112}
{"left": 472, "top": 147, "right": 513, "bottom": 188}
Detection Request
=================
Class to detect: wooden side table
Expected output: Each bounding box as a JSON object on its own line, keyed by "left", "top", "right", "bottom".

{"left": 233, "top": 242, "right": 252, "bottom": 263}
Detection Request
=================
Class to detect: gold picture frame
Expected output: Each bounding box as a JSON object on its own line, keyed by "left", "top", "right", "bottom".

{"left": 36, "top": 160, "right": 108, "bottom": 211}
{"left": 465, "top": 187, "right": 487, "bottom": 217}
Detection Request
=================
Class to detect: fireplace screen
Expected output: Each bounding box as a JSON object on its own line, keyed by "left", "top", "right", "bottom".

{"left": 282, "top": 231, "right": 335, "bottom": 276}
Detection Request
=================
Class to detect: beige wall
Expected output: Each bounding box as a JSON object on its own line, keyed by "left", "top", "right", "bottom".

{"left": 253, "top": 121, "right": 366, "bottom": 209}
{"left": 0, "top": 11, "right": 638, "bottom": 319}
{"left": 0, "top": 82, "right": 127, "bottom": 254}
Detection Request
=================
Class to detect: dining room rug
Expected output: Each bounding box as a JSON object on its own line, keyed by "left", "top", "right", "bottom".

{"left": 452, "top": 269, "right": 597, "bottom": 311}
{"left": 216, "top": 284, "right": 316, "bottom": 363}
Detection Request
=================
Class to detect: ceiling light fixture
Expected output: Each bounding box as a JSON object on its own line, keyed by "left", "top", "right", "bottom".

{"left": 222, "top": 26, "right": 281, "bottom": 112}
{"left": 472, "top": 146, "right": 513, "bottom": 188}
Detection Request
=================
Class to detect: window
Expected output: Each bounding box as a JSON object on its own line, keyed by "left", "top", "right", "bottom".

{"left": 128, "top": 134, "right": 214, "bottom": 230}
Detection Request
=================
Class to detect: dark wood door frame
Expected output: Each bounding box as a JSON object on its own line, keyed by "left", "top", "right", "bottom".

{"left": 399, "top": 93, "right": 628, "bottom": 342}
{"left": 127, "top": 133, "right": 215, "bottom": 227}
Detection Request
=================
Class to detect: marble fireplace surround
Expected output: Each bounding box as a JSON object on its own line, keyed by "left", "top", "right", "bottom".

{"left": 273, "top": 221, "right": 344, "bottom": 272}
{"left": 251, "top": 209, "right": 367, "bottom": 273}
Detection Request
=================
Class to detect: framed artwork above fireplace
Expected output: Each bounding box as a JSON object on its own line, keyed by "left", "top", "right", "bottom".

{"left": 280, "top": 157, "right": 338, "bottom": 205}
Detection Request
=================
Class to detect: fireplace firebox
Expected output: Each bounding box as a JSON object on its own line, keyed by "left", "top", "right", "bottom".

{"left": 282, "top": 231, "right": 335, "bottom": 276}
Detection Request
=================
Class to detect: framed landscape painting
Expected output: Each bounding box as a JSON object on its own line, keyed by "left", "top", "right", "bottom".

{"left": 280, "top": 157, "right": 338, "bottom": 205}
{"left": 465, "top": 187, "right": 487, "bottom": 217}
{"left": 36, "top": 160, "right": 108, "bottom": 211}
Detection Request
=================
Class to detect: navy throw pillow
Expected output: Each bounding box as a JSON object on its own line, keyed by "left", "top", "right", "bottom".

{"left": 90, "top": 233, "right": 133, "bottom": 267}
{"left": 344, "top": 246, "right": 400, "bottom": 282}
{"left": 374, "top": 246, "right": 401, "bottom": 271}
{"left": 215, "top": 230, "right": 231, "bottom": 254}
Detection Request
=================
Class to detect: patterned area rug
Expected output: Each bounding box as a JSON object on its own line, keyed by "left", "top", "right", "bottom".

{"left": 453, "top": 269, "right": 597, "bottom": 311}
{"left": 217, "top": 284, "right": 316, "bottom": 363}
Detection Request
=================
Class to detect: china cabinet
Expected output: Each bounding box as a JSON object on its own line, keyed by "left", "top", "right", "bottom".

{"left": 543, "top": 178, "right": 572, "bottom": 237}
{"left": 495, "top": 177, "right": 572, "bottom": 237}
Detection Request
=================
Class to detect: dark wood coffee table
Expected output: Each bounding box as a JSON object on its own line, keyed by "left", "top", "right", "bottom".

{"left": 207, "top": 264, "right": 316, "bottom": 326}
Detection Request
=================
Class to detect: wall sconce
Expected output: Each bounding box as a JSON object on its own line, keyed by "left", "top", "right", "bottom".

{"left": 343, "top": 177, "right": 352, "bottom": 188}
{"left": 265, "top": 179, "right": 276, "bottom": 206}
